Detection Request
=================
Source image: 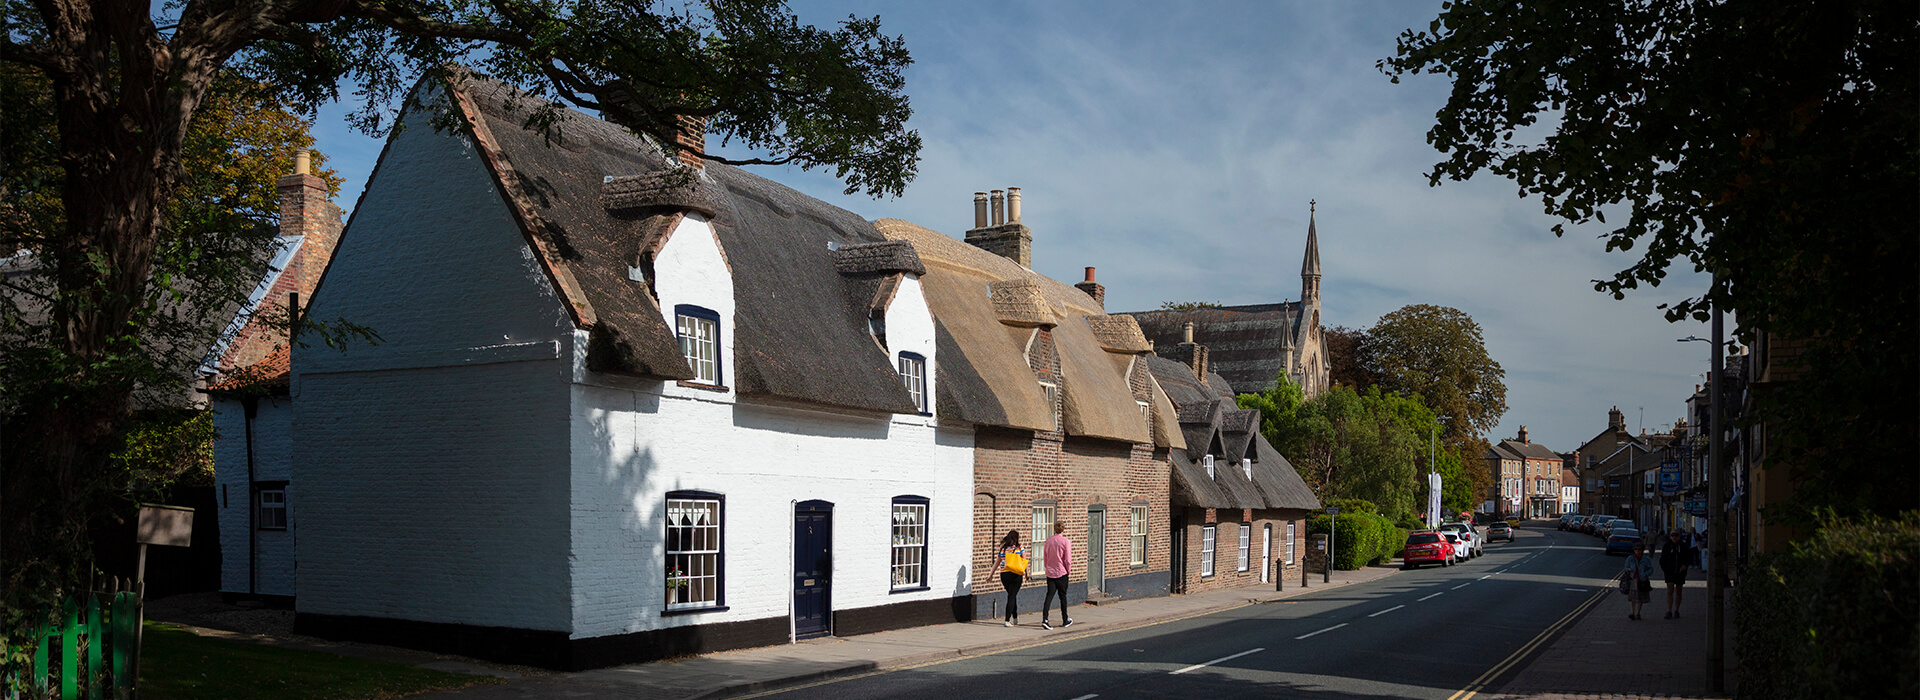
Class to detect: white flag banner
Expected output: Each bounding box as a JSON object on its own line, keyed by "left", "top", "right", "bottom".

{"left": 1427, "top": 472, "right": 1443, "bottom": 527}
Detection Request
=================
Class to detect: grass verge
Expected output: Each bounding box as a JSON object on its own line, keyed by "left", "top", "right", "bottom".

{"left": 140, "top": 622, "right": 503, "bottom": 699}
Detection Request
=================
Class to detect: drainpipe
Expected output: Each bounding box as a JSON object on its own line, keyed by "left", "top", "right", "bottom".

{"left": 243, "top": 396, "right": 258, "bottom": 596}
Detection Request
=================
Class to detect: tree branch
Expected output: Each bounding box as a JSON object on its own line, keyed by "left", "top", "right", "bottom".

{"left": 0, "top": 38, "right": 66, "bottom": 74}
{"left": 343, "top": 0, "right": 530, "bottom": 46}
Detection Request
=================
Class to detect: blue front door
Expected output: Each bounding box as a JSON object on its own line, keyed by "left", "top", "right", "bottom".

{"left": 794, "top": 501, "right": 833, "bottom": 638}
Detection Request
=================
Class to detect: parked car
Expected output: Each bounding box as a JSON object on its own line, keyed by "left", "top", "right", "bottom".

{"left": 1568, "top": 515, "right": 1588, "bottom": 532}
{"left": 1587, "top": 515, "right": 1617, "bottom": 536}
{"left": 1601, "top": 520, "right": 1637, "bottom": 540}
{"left": 1605, "top": 528, "right": 1642, "bottom": 555}
{"left": 1440, "top": 522, "right": 1482, "bottom": 558}
{"left": 1487, "top": 521, "right": 1514, "bottom": 542}
{"left": 1403, "top": 531, "right": 1455, "bottom": 569}
{"left": 1558, "top": 514, "right": 1573, "bottom": 530}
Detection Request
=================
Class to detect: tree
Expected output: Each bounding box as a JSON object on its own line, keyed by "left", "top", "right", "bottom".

{"left": 2, "top": 66, "right": 348, "bottom": 655}
{"left": 1322, "top": 325, "right": 1375, "bottom": 390}
{"left": 1240, "top": 376, "right": 1439, "bottom": 522}
{"left": 1364, "top": 305, "right": 1507, "bottom": 442}
{"left": 1381, "top": 0, "right": 1916, "bottom": 520}
{"left": 1, "top": 0, "right": 919, "bottom": 648}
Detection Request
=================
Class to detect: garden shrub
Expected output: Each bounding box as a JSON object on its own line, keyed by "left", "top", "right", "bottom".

{"left": 1734, "top": 511, "right": 1918, "bottom": 700}
{"left": 1309, "top": 512, "right": 1402, "bottom": 570}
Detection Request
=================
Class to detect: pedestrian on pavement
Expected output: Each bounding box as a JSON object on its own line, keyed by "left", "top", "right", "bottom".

{"left": 1040, "top": 522, "right": 1074, "bottom": 630}
{"left": 997, "top": 530, "right": 1026, "bottom": 627}
{"left": 1659, "top": 529, "right": 1693, "bottom": 619}
{"left": 1622, "top": 542, "right": 1654, "bottom": 620}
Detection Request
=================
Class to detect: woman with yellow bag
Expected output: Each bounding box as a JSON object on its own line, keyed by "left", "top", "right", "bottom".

{"left": 999, "top": 530, "right": 1029, "bottom": 627}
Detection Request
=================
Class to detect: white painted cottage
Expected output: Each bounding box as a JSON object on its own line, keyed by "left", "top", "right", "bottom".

{"left": 290, "top": 74, "right": 973, "bottom": 669}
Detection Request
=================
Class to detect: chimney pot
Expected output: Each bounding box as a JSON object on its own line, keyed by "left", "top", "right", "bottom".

{"left": 990, "top": 190, "right": 1005, "bottom": 226}
{"left": 1007, "top": 187, "right": 1022, "bottom": 223}
{"left": 1084, "top": 267, "right": 1095, "bottom": 282}
{"left": 973, "top": 192, "right": 989, "bottom": 229}
{"left": 1073, "top": 267, "right": 1104, "bottom": 309}
{"left": 1183, "top": 321, "right": 1194, "bottom": 344}
{"left": 294, "top": 150, "right": 311, "bottom": 175}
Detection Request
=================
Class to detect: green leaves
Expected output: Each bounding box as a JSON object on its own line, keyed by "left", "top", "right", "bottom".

{"left": 1384, "top": 0, "right": 1917, "bottom": 520}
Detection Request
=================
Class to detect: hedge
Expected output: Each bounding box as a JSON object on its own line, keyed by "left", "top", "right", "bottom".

{"left": 1734, "top": 511, "right": 1918, "bottom": 700}
{"left": 1308, "top": 512, "right": 1402, "bottom": 569}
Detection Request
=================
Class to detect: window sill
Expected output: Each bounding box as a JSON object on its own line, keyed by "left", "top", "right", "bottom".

{"left": 1129, "top": 563, "right": 1147, "bottom": 570}
{"left": 661, "top": 605, "right": 729, "bottom": 616}
{"left": 889, "top": 586, "right": 931, "bottom": 594}
{"left": 676, "top": 381, "right": 730, "bottom": 393}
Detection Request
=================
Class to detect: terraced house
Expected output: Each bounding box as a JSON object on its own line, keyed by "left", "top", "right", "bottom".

{"left": 288, "top": 75, "right": 972, "bottom": 670}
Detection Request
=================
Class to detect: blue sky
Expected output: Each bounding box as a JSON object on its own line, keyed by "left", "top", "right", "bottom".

{"left": 306, "top": 0, "right": 1711, "bottom": 452}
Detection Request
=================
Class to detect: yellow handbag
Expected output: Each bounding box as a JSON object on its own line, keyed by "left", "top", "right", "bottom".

{"left": 1004, "top": 549, "right": 1029, "bottom": 576}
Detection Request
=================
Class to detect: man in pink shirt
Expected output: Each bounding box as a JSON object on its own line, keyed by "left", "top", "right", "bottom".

{"left": 1041, "top": 522, "right": 1074, "bottom": 629}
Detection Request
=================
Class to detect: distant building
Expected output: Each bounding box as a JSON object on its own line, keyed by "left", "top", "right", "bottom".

{"left": 1560, "top": 469, "right": 1581, "bottom": 514}
{"left": 1119, "top": 203, "right": 1330, "bottom": 397}
{"left": 1486, "top": 426, "right": 1563, "bottom": 519}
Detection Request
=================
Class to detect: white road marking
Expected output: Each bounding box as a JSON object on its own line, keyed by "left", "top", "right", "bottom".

{"left": 1419, "top": 592, "right": 1444, "bottom": 601}
{"left": 1453, "top": 583, "right": 1471, "bottom": 590}
{"left": 1368, "top": 605, "right": 1406, "bottom": 617}
{"left": 1168, "top": 647, "right": 1264, "bottom": 675}
{"left": 1068, "top": 695, "right": 1099, "bottom": 700}
{"left": 1565, "top": 588, "right": 1586, "bottom": 592}
{"left": 1480, "top": 574, "right": 1493, "bottom": 580}
{"left": 1295, "top": 623, "right": 1347, "bottom": 640}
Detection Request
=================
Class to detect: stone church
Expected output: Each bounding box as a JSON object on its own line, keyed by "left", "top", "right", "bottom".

{"left": 1120, "top": 203, "right": 1331, "bottom": 397}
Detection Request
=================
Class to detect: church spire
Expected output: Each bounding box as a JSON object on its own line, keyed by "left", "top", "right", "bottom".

{"left": 1301, "top": 200, "right": 1322, "bottom": 302}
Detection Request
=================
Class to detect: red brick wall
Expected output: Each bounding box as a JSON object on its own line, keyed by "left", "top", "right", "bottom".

{"left": 970, "top": 329, "right": 1171, "bottom": 594}
{"left": 1173, "top": 506, "right": 1310, "bottom": 594}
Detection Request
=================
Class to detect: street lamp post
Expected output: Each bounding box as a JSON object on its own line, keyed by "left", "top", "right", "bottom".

{"left": 1679, "top": 319, "right": 1729, "bottom": 693}
{"left": 1429, "top": 416, "right": 1450, "bottom": 528}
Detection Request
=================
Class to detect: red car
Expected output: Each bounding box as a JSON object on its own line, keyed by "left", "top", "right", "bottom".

{"left": 1402, "top": 531, "right": 1456, "bottom": 569}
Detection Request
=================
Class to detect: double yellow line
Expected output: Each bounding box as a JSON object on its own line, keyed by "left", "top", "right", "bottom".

{"left": 1446, "top": 574, "right": 1620, "bottom": 700}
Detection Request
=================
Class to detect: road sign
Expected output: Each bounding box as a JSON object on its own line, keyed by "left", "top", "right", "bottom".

{"left": 1325, "top": 507, "right": 1341, "bottom": 515}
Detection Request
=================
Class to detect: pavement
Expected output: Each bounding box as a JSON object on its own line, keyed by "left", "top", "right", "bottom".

{"left": 417, "top": 565, "right": 1403, "bottom": 699}
{"left": 1491, "top": 526, "right": 1736, "bottom": 700}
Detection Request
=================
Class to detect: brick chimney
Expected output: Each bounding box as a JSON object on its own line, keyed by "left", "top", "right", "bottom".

{"left": 1518, "top": 425, "right": 1529, "bottom": 444}
{"left": 1075, "top": 267, "right": 1105, "bottom": 309}
{"left": 1162, "top": 321, "right": 1210, "bottom": 380}
{"left": 277, "top": 149, "right": 344, "bottom": 308}
{"left": 674, "top": 115, "right": 706, "bottom": 169}
{"left": 964, "top": 186, "right": 1032, "bottom": 268}
{"left": 218, "top": 148, "right": 343, "bottom": 372}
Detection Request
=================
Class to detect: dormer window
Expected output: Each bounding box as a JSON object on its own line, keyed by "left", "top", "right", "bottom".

{"left": 898, "top": 352, "right": 927, "bottom": 414}
{"left": 675, "top": 304, "right": 721, "bottom": 384}
{"left": 1203, "top": 454, "right": 1215, "bottom": 480}
{"left": 1241, "top": 458, "right": 1253, "bottom": 480}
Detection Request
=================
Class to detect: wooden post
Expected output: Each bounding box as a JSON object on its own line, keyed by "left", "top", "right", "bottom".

{"left": 87, "top": 594, "right": 102, "bottom": 700}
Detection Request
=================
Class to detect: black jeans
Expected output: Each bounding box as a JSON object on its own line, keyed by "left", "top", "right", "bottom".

{"left": 1042, "top": 575, "right": 1070, "bottom": 622}
{"left": 1000, "top": 572, "right": 1022, "bottom": 621}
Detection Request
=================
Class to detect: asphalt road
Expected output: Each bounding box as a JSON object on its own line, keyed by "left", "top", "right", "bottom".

{"left": 753, "top": 523, "right": 1624, "bottom": 700}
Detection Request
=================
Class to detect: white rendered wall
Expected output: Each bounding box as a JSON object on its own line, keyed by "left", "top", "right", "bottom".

{"left": 293, "top": 98, "right": 576, "bottom": 632}
{"left": 212, "top": 396, "right": 296, "bottom": 597}
{"left": 566, "top": 216, "right": 973, "bottom": 640}
{"left": 886, "top": 275, "right": 936, "bottom": 422}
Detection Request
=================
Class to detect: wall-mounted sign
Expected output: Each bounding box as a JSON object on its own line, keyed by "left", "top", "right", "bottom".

{"left": 137, "top": 504, "right": 194, "bottom": 547}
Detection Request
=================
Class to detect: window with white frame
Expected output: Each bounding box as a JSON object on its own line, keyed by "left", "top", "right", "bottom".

{"left": 256, "top": 487, "right": 287, "bottom": 530}
{"left": 665, "top": 493, "right": 722, "bottom": 610}
{"left": 890, "top": 497, "right": 929, "bottom": 590}
{"left": 1200, "top": 525, "right": 1216, "bottom": 577}
{"left": 675, "top": 305, "right": 721, "bottom": 384}
{"left": 1030, "top": 504, "right": 1055, "bottom": 579}
{"left": 1285, "top": 520, "right": 1297, "bottom": 564}
{"left": 1129, "top": 504, "right": 1148, "bottom": 566}
{"left": 898, "top": 353, "right": 927, "bottom": 414}
{"left": 1136, "top": 399, "right": 1151, "bottom": 421}
{"left": 1237, "top": 523, "right": 1252, "bottom": 572}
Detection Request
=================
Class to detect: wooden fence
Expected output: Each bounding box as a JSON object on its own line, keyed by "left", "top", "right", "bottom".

{"left": 8, "top": 582, "right": 140, "bottom": 700}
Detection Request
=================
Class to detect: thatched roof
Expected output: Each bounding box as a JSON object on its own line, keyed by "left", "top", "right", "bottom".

{"left": 1146, "top": 355, "right": 1320, "bottom": 511}
{"left": 874, "top": 218, "right": 1153, "bottom": 443}
{"left": 443, "top": 75, "right": 918, "bottom": 414}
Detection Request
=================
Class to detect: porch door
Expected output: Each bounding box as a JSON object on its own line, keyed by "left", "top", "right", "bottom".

{"left": 1260, "top": 524, "right": 1272, "bottom": 583}
{"left": 1087, "top": 506, "right": 1106, "bottom": 594}
{"left": 793, "top": 501, "right": 833, "bottom": 639}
